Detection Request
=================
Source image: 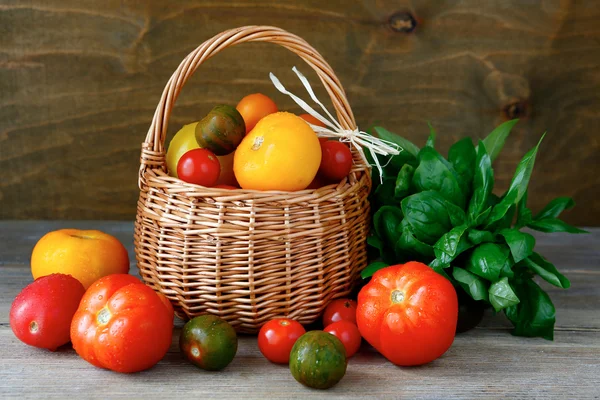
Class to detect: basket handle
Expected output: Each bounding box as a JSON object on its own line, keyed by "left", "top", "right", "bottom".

{"left": 139, "top": 25, "right": 357, "bottom": 182}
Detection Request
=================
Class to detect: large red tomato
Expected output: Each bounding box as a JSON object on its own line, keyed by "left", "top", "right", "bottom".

{"left": 258, "top": 318, "right": 306, "bottom": 364}
{"left": 70, "top": 274, "right": 174, "bottom": 373}
{"left": 356, "top": 262, "right": 458, "bottom": 366}
{"left": 10, "top": 273, "right": 85, "bottom": 351}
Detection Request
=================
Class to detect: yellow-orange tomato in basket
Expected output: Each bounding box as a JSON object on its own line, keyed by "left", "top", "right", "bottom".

{"left": 236, "top": 93, "right": 278, "bottom": 134}
{"left": 233, "top": 112, "right": 321, "bottom": 191}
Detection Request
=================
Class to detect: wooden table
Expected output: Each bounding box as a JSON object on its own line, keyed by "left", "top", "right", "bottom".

{"left": 1, "top": 221, "right": 598, "bottom": 399}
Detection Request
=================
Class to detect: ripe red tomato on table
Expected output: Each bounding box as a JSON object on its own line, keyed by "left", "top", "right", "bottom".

{"left": 177, "top": 148, "right": 221, "bottom": 186}
{"left": 357, "top": 262, "right": 458, "bottom": 366}
{"left": 323, "top": 298, "right": 357, "bottom": 327}
{"left": 70, "top": 274, "right": 174, "bottom": 373}
{"left": 10, "top": 273, "right": 86, "bottom": 351}
{"left": 324, "top": 320, "right": 362, "bottom": 358}
{"left": 258, "top": 318, "right": 306, "bottom": 364}
{"left": 318, "top": 141, "right": 353, "bottom": 181}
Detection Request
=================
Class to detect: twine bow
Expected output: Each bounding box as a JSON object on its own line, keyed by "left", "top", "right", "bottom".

{"left": 269, "top": 67, "right": 401, "bottom": 183}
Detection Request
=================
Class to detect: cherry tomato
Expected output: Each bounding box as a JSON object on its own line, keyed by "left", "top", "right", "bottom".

{"left": 177, "top": 148, "right": 221, "bottom": 187}
{"left": 323, "top": 299, "right": 357, "bottom": 327}
{"left": 258, "top": 318, "right": 306, "bottom": 364}
{"left": 324, "top": 321, "right": 362, "bottom": 358}
{"left": 10, "top": 273, "right": 85, "bottom": 351}
{"left": 236, "top": 93, "right": 278, "bottom": 134}
{"left": 319, "top": 141, "right": 353, "bottom": 181}
{"left": 70, "top": 274, "right": 174, "bottom": 373}
{"left": 357, "top": 262, "right": 458, "bottom": 366}
{"left": 299, "top": 113, "right": 326, "bottom": 128}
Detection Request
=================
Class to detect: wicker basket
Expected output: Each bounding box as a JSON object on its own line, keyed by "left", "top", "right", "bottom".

{"left": 134, "top": 25, "right": 371, "bottom": 333}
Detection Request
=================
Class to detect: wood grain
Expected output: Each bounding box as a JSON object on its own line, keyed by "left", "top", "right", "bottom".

{"left": 0, "top": 222, "right": 599, "bottom": 398}
{"left": 0, "top": 1, "right": 599, "bottom": 225}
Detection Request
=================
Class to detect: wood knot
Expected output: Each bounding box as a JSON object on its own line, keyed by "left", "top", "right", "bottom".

{"left": 389, "top": 11, "right": 417, "bottom": 33}
{"left": 504, "top": 101, "right": 529, "bottom": 119}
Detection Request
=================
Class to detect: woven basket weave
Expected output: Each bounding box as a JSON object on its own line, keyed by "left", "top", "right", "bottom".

{"left": 134, "top": 25, "right": 371, "bottom": 333}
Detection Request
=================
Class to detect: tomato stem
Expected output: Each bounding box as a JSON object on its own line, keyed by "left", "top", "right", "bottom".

{"left": 29, "top": 320, "right": 39, "bottom": 333}
{"left": 97, "top": 307, "right": 111, "bottom": 325}
{"left": 391, "top": 290, "right": 405, "bottom": 304}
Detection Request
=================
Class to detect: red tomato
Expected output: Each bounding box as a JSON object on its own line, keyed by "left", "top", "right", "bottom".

{"left": 177, "top": 148, "right": 221, "bottom": 186}
{"left": 324, "top": 321, "right": 361, "bottom": 358}
{"left": 323, "top": 299, "right": 357, "bottom": 327}
{"left": 70, "top": 274, "right": 174, "bottom": 373}
{"left": 319, "top": 141, "right": 353, "bottom": 181}
{"left": 357, "top": 262, "right": 458, "bottom": 366}
{"left": 236, "top": 93, "right": 278, "bottom": 134}
{"left": 10, "top": 273, "right": 85, "bottom": 351}
{"left": 258, "top": 318, "right": 306, "bottom": 364}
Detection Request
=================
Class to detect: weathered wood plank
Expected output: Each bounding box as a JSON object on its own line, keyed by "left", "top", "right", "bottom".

{"left": 0, "top": 221, "right": 599, "bottom": 398}
{"left": 0, "top": 325, "right": 598, "bottom": 398}
{"left": 0, "top": 1, "right": 599, "bottom": 224}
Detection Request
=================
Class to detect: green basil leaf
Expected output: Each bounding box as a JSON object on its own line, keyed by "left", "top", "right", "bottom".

{"left": 472, "top": 207, "right": 492, "bottom": 227}
{"left": 426, "top": 122, "right": 436, "bottom": 148}
{"left": 466, "top": 243, "right": 510, "bottom": 282}
{"left": 524, "top": 252, "right": 571, "bottom": 289}
{"left": 505, "top": 278, "right": 556, "bottom": 340}
{"left": 485, "top": 134, "right": 545, "bottom": 227}
{"left": 480, "top": 119, "right": 519, "bottom": 163}
{"left": 499, "top": 229, "right": 536, "bottom": 263}
{"left": 448, "top": 137, "right": 476, "bottom": 197}
{"left": 361, "top": 261, "right": 389, "bottom": 279}
{"left": 401, "top": 191, "right": 452, "bottom": 245}
{"left": 527, "top": 218, "right": 588, "bottom": 234}
{"left": 489, "top": 277, "right": 520, "bottom": 312}
{"left": 434, "top": 224, "right": 469, "bottom": 265}
{"left": 443, "top": 199, "right": 466, "bottom": 227}
{"left": 374, "top": 126, "right": 420, "bottom": 159}
{"left": 468, "top": 229, "right": 496, "bottom": 245}
{"left": 412, "top": 147, "right": 466, "bottom": 208}
{"left": 374, "top": 178, "right": 398, "bottom": 208}
{"left": 452, "top": 268, "right": 489, "bottom": 301}
{"left": 430, "top": 259, "right": 452, "bottom": 280}
{"left": 373, "top": 206, "right": 404, "bottom": 246}
{"left": 468, "top": 141, "right": 494, "bottom": 225}
{"left": 516, "top": 190, "right": 533, "bottom": 228}
{"left": 367, "top": 235, "right": 385, "bottom": 258}
{"left": 394, "top": 164, "right": 415, "bottom": 200}
{"left": 395, "top": 221, "right": 435, "bottom": 259}
{"left": 534, "top": 197, "right": 575, "bottom": 221}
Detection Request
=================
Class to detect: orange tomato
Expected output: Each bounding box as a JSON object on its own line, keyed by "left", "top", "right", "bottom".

{"left": 31, "top": 229, "right": 129, "bottom": 289}
{"left": 236, "top": 93, "right": 278, "bottom": 134}
{"left": 233, "top": 112, "right": 322, "bottom": 191}
{"left": 299, "top": 113, "right": 326, "bottom": 128}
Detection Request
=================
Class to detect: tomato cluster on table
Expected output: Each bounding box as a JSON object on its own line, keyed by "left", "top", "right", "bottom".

{"left": 11, "top": 228, "right": 458, "bottom": 390}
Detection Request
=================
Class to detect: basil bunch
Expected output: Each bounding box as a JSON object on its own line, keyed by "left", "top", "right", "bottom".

{"left": 364, "top": 120, "right": 586, "bottom": 340}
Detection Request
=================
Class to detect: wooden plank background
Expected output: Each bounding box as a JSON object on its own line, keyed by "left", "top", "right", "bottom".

{"left": 0, "top": 0, "right": 598, "bottom": 224}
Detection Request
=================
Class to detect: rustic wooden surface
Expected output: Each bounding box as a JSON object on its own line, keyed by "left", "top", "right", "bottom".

{"left": 0, "top": 1, "right": 599, "bottom": 224}
{"left": 0, "top": 221, "right": 598, "bottom": 399}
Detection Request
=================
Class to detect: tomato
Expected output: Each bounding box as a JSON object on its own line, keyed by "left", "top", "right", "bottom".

{"left": 323, "top": 298, "right": 357, "bottom": 327}
{"left": 70, "top": 274, "right": 174, "bottom": 373}
{"left": 10, "top": 274, "right": 85, "bottom": 351}
{"left": 180, "top": 315, "right": 237, "bottom": 371}
{"left": 356, "top": 262, "right": 458, "bottom": 366}
{"left": 258, "top": 318, "right": 306, "bottom": 364}
{"left": 236, "top": 93, "right": 278, "bottom": 134}
{"left": 289, "top": 331, "right": 347, "bottom": 389}
{"left": 324, "top": 321, "right": 361, "bottom": 358}
{"left": 318, "top": 141, "right": 353, "bottom": 181}
{"left": 177, "top": 148, "right": 221, "bottom": 187}
{"left": 299, "top": 113, "right": 326, "bottom": 128}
